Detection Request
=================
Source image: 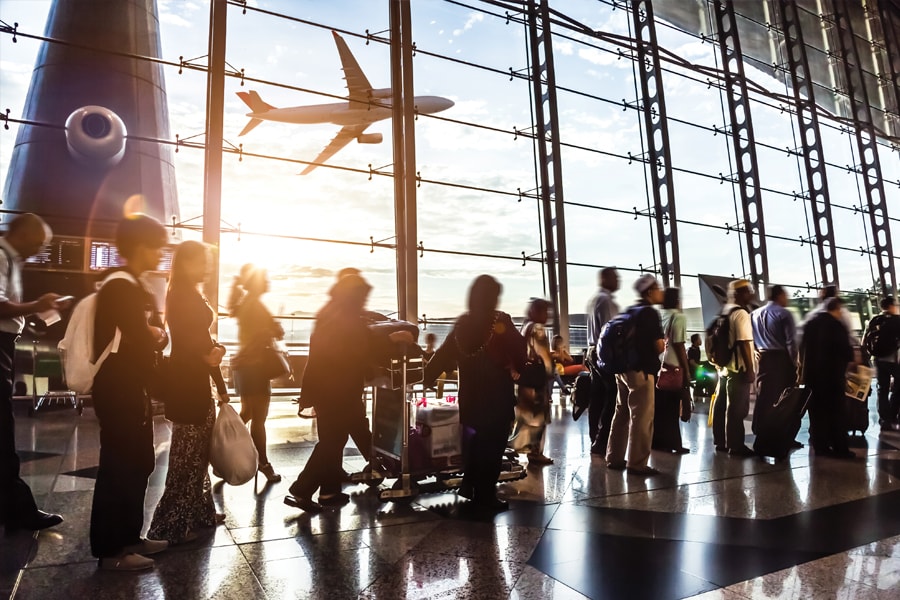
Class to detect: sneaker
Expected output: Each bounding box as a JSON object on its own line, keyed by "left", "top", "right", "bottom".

{"left": 626, "top": 465, "right": 660, "bottom": 476}
{"left": 122, "top": 538, "right": 168, "bottom": 556}
{"left": 99, "top": 553, "right": 155, "bottom": 572}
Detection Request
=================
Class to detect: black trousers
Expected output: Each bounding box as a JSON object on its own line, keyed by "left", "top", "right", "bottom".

{"left": 588, "top": 358, "right": 618, "bottom": 450}
{"left": 0, "top": 332, "right": 39, "bottom": 525}
{"left": 874, "top": 360, "right": 900, "bottom": 423}
{"left": 752, "top": 350, "right": 796, "bottom": 434}
{"left": 808, "top": 384, "right": 849, "bottom": 454}
{"left": 652, "top": 387, "right": 683, "bottom": 450}
{"left": 461, "top": 420, "right": 510, "bottom": 501}
{"left": 348, "top": 394, "right": 372, "bottom": 462}
{"left": 292, "top": 402, "right": 351, "bottom": 498}
{"left": 90, "top": 365, "right": 155, "bottom": 558}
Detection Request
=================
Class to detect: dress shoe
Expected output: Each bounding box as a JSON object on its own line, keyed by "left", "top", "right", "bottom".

{"left": 98, "top": 553, "right": 155, "bottom": 572}
{"left": 831, "top": 449, "right": 857, "bottom": 460}
{"left": 790, "top": 440, "right": 804, "bottom": 449}
{"left": 318, "top": 492, "right": 350, "bottom": 507}
{"left": 457, "top": 483, "right": 474, "bottom": 500}
{"left": 527, "top": 453, "right": 554, "bottom": 465}
{"left": 6, "top": 510, "right": 63, "bottom": 531}
{"left": 284, "top": 494, "right": 323, "bottom": 513}
{"left": 626, "top": 465, "right": 660, "bottom": 476}
{"left": 728, "top": 446, "right": 756, "bottom": 457}
{"left": 715, "top": 445, "right": 728, "bottom": 453}
{"left": 473, "top": 497, "right": 508, "bottom": 512}
{"left": 674, "top": 447, "right": 690, "bottom": 455}
{"left": 607, "top": 460, "right": 626, "bottom": 470}
{"left": 590, "top": 440, "right": 606, "bottom": 455}
{"left": 123, "top": 538, "right": 168, "bottom": 556}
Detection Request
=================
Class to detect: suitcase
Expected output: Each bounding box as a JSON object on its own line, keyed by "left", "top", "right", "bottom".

{"left": 845, "top": 396, "right": 869, "bottom": 435}
{"left": 753, "top": 386, "right": 811, "bottom": 459}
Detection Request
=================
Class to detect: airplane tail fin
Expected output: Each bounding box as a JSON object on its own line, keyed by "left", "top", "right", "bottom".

{"left": 239, "top": 118, "right": 264, "bottom": 137}
{"left": 236, "top": 90, "right": 275, "bottom": 114}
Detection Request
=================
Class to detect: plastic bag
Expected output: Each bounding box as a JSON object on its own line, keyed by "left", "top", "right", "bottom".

{"left": 209, "top": 403, "right": 259, "bottom": 485}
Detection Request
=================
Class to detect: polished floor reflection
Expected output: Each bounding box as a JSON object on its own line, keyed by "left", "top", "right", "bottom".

{"left": 3, "top": 394, "right": 900, "bottom": 599}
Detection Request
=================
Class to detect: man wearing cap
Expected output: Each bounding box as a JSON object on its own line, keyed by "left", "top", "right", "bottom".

{"left": 712, "top": 279, "right": 757, "bottom": 457}
{"left": 605, "top": 274, "right": 665, "bottom": 476}
{"left": 585, "top": 267, "right": 620, "bottom": 454}
{"left": 750, "top": 285, "right": 800, "bottom": 444}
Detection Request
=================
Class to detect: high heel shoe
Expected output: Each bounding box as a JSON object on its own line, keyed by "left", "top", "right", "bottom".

{"left": 256, "top": 463, "right": 282, "bottom": 484}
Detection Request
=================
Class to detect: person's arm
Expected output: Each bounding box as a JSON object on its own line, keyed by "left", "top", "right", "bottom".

{"left": 210, "top": 365, "right": 229, "bottom": 401}
{"left": 783, "top": 310, "right": 798, "bottom": 364}
{"left": 106, "top": 279, "right": 165, "bottom": 350}
{"left": 424, "top": 329, "right": 459, "bottom": 386}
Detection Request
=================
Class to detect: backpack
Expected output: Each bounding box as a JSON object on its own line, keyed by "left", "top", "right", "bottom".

{"left": 572, "top": 372, "right": 591, "bottom": 410}
{"left": 864, "top": 314, "right": 899, "bottom": 358}
{"left": 58, "top": 271, "right": 137, "bottom": 393}
{"left": 596, "top": 306, "right": 641, "bottom": 374}
{"left": 705, "top": 306, "right": 742, "bottom": 368}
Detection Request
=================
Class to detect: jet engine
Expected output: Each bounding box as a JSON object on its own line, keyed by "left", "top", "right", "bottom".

{"left": 368, "top": 88, "right": 392, "bottom": 99}
{"left": 357, "top": 133, "right": 383, "bottom": 144}
{"left": 65, "top": 105, "right": 127, "bottom": 168}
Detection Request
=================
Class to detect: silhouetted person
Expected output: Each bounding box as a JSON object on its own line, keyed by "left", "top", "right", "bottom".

{"left": 425, "top": 275, "right": 527, "bottom": 511}
{"left": 0, "top": 213, "right": 69, "bottom": 532}
{"left": 585, "top": 267, "right": 620, "bottom": 454}
{"left": 802, "top": 297, "right": 855, "bottom": 458}
{"left": 861, "top": 296, "right": 900, "bottom": 430}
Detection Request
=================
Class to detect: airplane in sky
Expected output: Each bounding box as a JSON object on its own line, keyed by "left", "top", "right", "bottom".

{"left": 237, "top": 31, "right": 454, "bottom": 175}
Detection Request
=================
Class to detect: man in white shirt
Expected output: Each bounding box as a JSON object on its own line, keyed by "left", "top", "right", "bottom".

{"left": 0, "top": 213, "right": 69, "bottom": 531}
{"left": 585, "top": 267, "right": 620, "bottom": 453}
{"left": 711, "top": 279, "right": 757, "bottom": 457}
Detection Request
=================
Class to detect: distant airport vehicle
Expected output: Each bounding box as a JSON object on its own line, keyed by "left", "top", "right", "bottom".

{"left": 237, "top": 31, "right": 454, "bottom": 175}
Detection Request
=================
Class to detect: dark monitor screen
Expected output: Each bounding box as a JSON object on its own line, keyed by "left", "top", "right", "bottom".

{"left": 25, "top": 237, "right": 85, "bottom": 271}
{"left": 89, "top": 241, "right": 174, "bottom": 272}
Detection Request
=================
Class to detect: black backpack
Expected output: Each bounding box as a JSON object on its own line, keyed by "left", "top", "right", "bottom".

{"left": 864, "top": 314, "right": 899, "bottom": 358}
{"left": 596, "top": 306, "right": 641, "bottom": 374}
{"left": 704, "top": 306, "right": 743, "bottom": 368}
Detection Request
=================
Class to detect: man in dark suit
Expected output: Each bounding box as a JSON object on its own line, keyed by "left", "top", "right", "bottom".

{"left": 801, "top": 297, "right": 856, "bottom": 458}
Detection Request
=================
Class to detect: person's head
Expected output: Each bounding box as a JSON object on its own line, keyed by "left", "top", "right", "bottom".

{"left": 169, "top": 240, "right": 209, "bottom": 289}
{"left": 690, "top": 333, "right": 701, "bottom": 347}
{"left": 237, "top": 263, "right": 269, "bottom": 296}
{"left": 115, "top": 214, "right": 167, "bottom": 273}
{"left": 336, "top": 267, "right": 361, "bottom": 280}
{"left": 526, "top": 298, "right": 552, "bottom": 324}
{"left": 600, "top": 267, "right": 620, "bottom": 293}
{"left": 424, "top": 332, "right": 437, "bottom": 349}
{"left": 5, "top": 213, "right": 52, "bottom": 259}
{"left": 634, "top": 274, "right": 663, "bottom": 305}
{"left": 662, "top": 287, "right": 680, "bottom": 310}
{"left": 728, "top": 279, "right": 754, "bottom": 306}
{"left": 552, "top": 334, "right": 564, "bottom": 351}
{"left": 881, "top": 296, "right": 898, "bottom": 315}
{"left": 820, "top": 285, "right": 837, "bottom": 301}
{"left": 769, "top": 284, "right": 788, "bottom": 307}
{"left": 467, "top": 274, "right": 502, "bottom": 315}
{"left": 824, "top": 296, "right": 844, "bottom": 318}
{"left": 328, "top": 272, "right": 371, "bottom": 312}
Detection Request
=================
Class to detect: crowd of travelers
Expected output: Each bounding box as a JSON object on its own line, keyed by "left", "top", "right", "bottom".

{"left": 0, "top": 212, "right": 894, "bottom": 573}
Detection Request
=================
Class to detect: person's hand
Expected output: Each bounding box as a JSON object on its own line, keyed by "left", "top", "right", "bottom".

{"left": 149, "top": 326, "right": 167, "bottom": 347}
{"left": 388, "top": 331, "right": 415, "bottom": 345}
{"left": 217, "top": 392, "right": 230, "bottom": 405}
{"left": 34, "top": 293, "right": 62, "bottom": 313}
{"left": 206, "top": 344, "right": 226, "bottom": 366}
{"left": 274, "top": 322, "right": 285, "bottom": 340}
{"left": 510, "top": 369, "right": 521, "bottom": 381}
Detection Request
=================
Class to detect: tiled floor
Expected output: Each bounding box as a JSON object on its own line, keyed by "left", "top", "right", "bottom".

{"left": 3, "top": 393, "right": 900, "bottom": 599}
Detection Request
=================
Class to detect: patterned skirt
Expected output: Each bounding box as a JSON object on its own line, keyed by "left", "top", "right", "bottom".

{"left": 148, "top": 404, "right": 216, "bottom": 543}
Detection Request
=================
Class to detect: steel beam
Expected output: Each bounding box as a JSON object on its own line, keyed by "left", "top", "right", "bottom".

{"left": 630, "top": 0, "right": 681, "bottom": 288}
{"left": 711, "top": 0, "right": 770, "bottom": 295}
{"left": 832, "top": 0, "right": 896, "bottom": 295}
{"left": 527, "top": 0, "right": 569, "bottom": 341}
{"left": 202, "top": 0, "right": 227, "bottom": 329}
{"left": 872, "top": 0, "right": 900, "bottom": 136}
{"left": 774, "top": 0, "right": 841, "bottom": 289}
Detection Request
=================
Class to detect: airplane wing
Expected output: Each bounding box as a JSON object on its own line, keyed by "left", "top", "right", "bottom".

{"left": 300, "top": 123, "right": 368, "bottom": 175}
{"left": 332, "top": 31, "right": 373, "bottom": 105}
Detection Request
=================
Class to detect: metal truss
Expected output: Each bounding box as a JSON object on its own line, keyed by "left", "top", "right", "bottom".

{"left": 832, "top": 0, "right": 897, "bottom": 295}
{"left": 711, "top": 0, "right": 770, "bottom": 295}
{"left": 630, "top": 0, "right": 681, "bottom": 288}
{"left": 872, "top": 0, "right": 900, "bottom": 135}
{"left": 774, "top": 0, "right": 840, "bottom": 289}
{"left": 527, "top": 0, "right": 570, "bottom": 339}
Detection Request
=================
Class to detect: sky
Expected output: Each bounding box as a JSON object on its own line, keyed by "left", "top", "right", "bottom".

{"left": 1, "top": 0, "right": 898, "bottom": 340}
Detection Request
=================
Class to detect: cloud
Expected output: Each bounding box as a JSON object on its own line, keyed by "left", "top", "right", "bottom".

{"left": 453, "top": 12, "right": 483, "bottom": 36}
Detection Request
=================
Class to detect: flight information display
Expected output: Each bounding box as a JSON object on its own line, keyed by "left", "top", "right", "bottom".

{"left": 89, "top": 241, "right": 174, "bottom": 272}
{"left": 25, "top": 237, "right": 85, "bottom": 271}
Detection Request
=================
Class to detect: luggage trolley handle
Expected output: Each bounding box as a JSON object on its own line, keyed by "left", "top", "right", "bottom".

{"left": 399, "top": 352, "right": 411, "bottom": 490}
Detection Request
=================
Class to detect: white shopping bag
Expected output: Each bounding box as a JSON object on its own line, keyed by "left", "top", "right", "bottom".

{"left": 209, "top": 403, "right": 259, "bottom": 485}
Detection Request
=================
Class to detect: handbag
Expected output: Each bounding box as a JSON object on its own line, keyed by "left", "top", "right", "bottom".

{"left": 657, "top": 363, "right": 684, "bottom": 391}
{"left": 209, "top": 403, "right": 259, "bottom": 485}
{"left": 260, "top": 345, "right": 291, "bottom": 380}
{"left": 518, "top": 358, "right": 548, "bottom": 389}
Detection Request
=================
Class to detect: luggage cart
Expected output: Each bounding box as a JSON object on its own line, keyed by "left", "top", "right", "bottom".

{"left": 368, "top": 350, "right": 526, "bottom": 503}
{"left": 29, "top": 345, "right": 82, "bottom": 416}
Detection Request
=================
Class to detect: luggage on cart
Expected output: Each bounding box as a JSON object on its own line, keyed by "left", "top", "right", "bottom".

{"left": 845, "top": 365, "right": 873, "bottom": 435}
{"left": 845, "top": 396, "right": 870, "bottom": 435}
{"left": 753, "top": 386, "right": 810, "bottom": 459}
